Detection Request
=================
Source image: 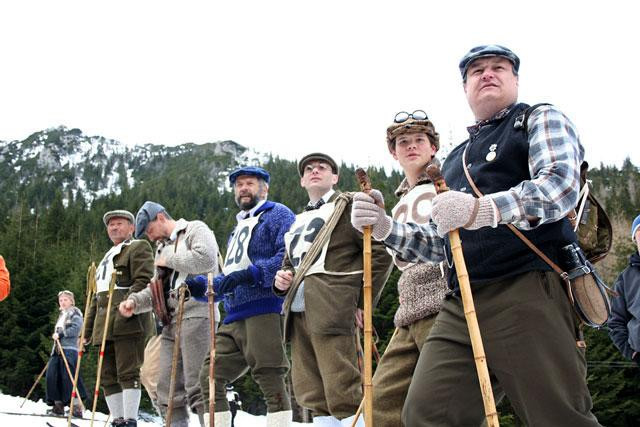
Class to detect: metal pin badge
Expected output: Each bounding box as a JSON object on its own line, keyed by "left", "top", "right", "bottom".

{"left": 486, "top": 143, "right": 498, "bottom": 161}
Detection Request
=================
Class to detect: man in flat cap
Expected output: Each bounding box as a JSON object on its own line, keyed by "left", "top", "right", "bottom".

{"left": 274, "top": 153, "right": 393, "bottom": 426}
{"left": 119, "top": 202, "right": 219, "bottom": 427}
{"left": 197, "top": 166, "right": 295, "bottom": 427}
{"left": 84, "top": 210, "right": 155, "bottom": 427}
{"left": 352, "top": 45, "right": 600, "bottom": 425}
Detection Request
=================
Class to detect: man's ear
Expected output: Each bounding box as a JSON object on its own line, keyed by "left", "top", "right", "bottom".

{"left": 331, "top": 174, "right": 339, "bottom": 186}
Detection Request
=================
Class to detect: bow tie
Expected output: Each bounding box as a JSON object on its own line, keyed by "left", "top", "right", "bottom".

{"left": 304, "top": 199, "right": 325, "bottom": 211}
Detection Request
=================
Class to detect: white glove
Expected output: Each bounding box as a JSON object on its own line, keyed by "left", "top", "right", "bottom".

{"left": 351, "top": 190, "right": 392, "bottom": 241}
{"left": 431, "top": 191, "right": 499, "bottom": 237}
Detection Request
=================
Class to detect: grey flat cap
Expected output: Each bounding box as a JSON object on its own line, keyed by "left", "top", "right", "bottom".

{"left": 103, "top": 210, "right": 135, "bottom": 226}
{"left": 135, "top": 201, "right": 166, "bottom": 239}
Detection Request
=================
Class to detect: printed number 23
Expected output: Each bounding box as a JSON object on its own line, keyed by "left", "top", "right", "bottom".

{"left": 290, "top": 217, "right": 325, "bottom": 267}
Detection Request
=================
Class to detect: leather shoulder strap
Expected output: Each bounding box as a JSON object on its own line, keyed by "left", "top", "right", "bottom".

{"left": 461, "top": 146, "right": 567, "bottom": 278}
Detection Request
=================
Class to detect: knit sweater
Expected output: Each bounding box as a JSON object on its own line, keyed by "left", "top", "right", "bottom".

{"left": 392, "top": 174, "right": 449, "bottom": 327}
{"left": 130, "top": 219, "right": 219, "bottom": 321}
{"left": 222, "top": 201, "right": 295, "bottom": 324}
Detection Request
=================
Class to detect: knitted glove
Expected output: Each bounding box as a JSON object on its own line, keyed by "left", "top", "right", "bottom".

{"left": 351, "top": 190, "right": 392, "bottom": 241}
{"left": 431, "top": 191, "right": 499, "bottom": 238}
{"left": 215, "top": 265, "right": 261, "bottom": 295}
{"left": 185, "top": 275, "right": 209, "bottom": 302}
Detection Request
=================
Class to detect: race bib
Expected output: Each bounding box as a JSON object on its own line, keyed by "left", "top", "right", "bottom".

{"left": 222, "top": 213, "right": 261, "bottom": 275}
{"left": 390, "top": 183, "right": 436, "bottom": 270}
{"left": 95, "top": 241, "right": 131, "bottom": 292}
{"left": 284, "top": 202, "right": 335, "bottom": 275}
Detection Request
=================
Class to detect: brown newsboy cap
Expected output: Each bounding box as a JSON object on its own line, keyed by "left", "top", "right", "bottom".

{"left": 297, "top": 152, "right": 339, "bottom": 177}
{"left": 103, "top": 210, "right": 135, "bottom": 226}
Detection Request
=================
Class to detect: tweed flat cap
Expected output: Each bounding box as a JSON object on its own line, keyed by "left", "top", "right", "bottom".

{"left": 135, "top": 201, "right": 166, "bottom": 239}
{"left": 103, "top": 210, "right": 135, "bottom": 226}
{"left": 459, "top": 44, "right": 520, "bottom": 80}
{"left": 297, "top": 153, "right": 339, "bottom": 177}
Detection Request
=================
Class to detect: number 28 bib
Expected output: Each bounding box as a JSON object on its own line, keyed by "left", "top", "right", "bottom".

{"left": 222, "top": 213, "right": 262, "bottom": 275}
{"left": 391, "top": 183, "right": 436, "bottom": 270}
{"left": 284, "top": 202, "right": 336, "bottom": 276}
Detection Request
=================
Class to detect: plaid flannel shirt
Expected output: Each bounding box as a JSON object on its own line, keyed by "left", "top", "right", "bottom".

{"left": 383, "top": 104, "right": 584, "bottom": 265}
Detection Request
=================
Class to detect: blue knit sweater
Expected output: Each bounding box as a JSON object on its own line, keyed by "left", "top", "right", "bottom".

{"left": 222, "top": 200, "right": 295, "bottom": 324}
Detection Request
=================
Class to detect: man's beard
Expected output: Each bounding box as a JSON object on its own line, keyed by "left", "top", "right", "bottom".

{"left": 236, "top": 193, "right": 260, "bottom": 211}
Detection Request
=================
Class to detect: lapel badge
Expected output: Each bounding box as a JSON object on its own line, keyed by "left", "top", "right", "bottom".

{"left": 486, "top": 144, "right": 498, "bottom": 161}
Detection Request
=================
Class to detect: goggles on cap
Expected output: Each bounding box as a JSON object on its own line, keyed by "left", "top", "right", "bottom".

{"left": 394, "top": 110, "right": 428, "bottom": 124}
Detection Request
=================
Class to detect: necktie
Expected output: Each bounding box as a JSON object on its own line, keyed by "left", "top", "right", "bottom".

{"left": 304, "top": 199, "right": 325, "bottom": 211}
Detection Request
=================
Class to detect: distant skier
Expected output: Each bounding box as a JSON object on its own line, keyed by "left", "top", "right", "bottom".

{"left": 45, "top": 290, "right": 88, "bottom": 418}
{"left": 225, "top": 385, "right": 241, "bottom": 427}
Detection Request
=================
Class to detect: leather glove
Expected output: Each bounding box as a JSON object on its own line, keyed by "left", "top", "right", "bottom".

{"left": 215, "top": 265, "right": 261, "bottom": 295}
{"left": 431, "top": 191, "right": 499, "bottom": 237}
{"left": 185, "top": 275, "right": 209, "bottom": 302}
{"left": 351, "top": 190, "right": 392, "bottom": 241}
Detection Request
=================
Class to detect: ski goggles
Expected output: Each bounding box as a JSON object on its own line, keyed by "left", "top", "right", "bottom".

{"left": 394, "top": 110, "right": 428, "bottom": 123}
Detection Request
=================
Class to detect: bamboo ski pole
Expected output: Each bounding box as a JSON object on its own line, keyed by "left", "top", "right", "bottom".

{"left": 90, "top": 271, "right": 116, "bottom": 427}
{"left": 68, "top": 262, "right": 95, "bottom": 427}
{"left": 425, "top": 164, "right": 499, "bottom": 427}
{"left": 166, "top": 285, "right": 188, "bottom": 427}
{"left": 355, "top": 168, "right": 374, "bottom": 427}
{"left": 207, "top": 272, "right": 216, "bottom": 427}
{"left": 20, "top": 363, "right": 48, "bottom": 408}
{"left": 55, "top": 338, "right": 85, "bottom": 410}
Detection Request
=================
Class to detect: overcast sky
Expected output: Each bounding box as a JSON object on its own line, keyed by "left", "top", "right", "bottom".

{"left": 1, "top": 1, "right": 638, "bottom": 173}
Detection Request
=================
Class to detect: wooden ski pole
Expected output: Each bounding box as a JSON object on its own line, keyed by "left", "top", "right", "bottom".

{"left": 20, "top": 362, "right": 48, "bottom": 408}
{"left": 166, "top": 285, "right": 188, "bottom": 427}
{"left": 90, "top": 271, "right": 116, "bottom": 427}
{"left": 68, "top": 262, "right": 95, "bottom": 427}
{"left": 355, "top": 168, "right": 374, "bottom": 427}
{"left": 425, "top": 164, "right": 499, "bottom": 427}
{"left": 207, "top": 272, "right": 216, "bottom": 427}
{"left": 55, "top": 338, "right": 85, "bottom": 409}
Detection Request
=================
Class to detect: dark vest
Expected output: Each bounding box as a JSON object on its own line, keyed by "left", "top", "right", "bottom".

{"left": 442, "top": 103, "right": 576, "bottom": 291}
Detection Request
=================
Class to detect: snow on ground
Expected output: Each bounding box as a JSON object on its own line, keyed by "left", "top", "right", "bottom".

{"left": 0, "top": 392, "right": 308, "bottom": 426}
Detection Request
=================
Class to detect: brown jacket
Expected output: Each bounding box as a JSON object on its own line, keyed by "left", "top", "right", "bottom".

{"left": 85, "top": 239, "right": 154, "bottom": 343}
{"left": 276, "top": 191, "right": 393, "bottom": 339}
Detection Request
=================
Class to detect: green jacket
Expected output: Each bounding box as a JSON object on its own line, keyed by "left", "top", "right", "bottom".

{"left": 277, "top": 191, "right": 393, "bottom": 339}
{"left": 85, "top": 239, "right": 154, "bottom": 343}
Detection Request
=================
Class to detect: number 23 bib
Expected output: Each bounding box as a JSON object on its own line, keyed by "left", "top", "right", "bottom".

{"left": 284, "top": 202, "right": 336, "bottom": 275}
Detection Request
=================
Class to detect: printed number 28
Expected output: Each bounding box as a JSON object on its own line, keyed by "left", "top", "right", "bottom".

{"left": 225, "top": 226, "right": 250, "bottom": 266}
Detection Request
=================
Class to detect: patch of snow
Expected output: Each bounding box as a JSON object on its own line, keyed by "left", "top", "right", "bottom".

{"left": 0, "top": 392, "right": 309, "bottom": 426}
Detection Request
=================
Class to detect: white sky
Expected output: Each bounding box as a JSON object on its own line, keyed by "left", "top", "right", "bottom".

{"left": 1, "top": 1, "right": 638, "bottom": 173}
